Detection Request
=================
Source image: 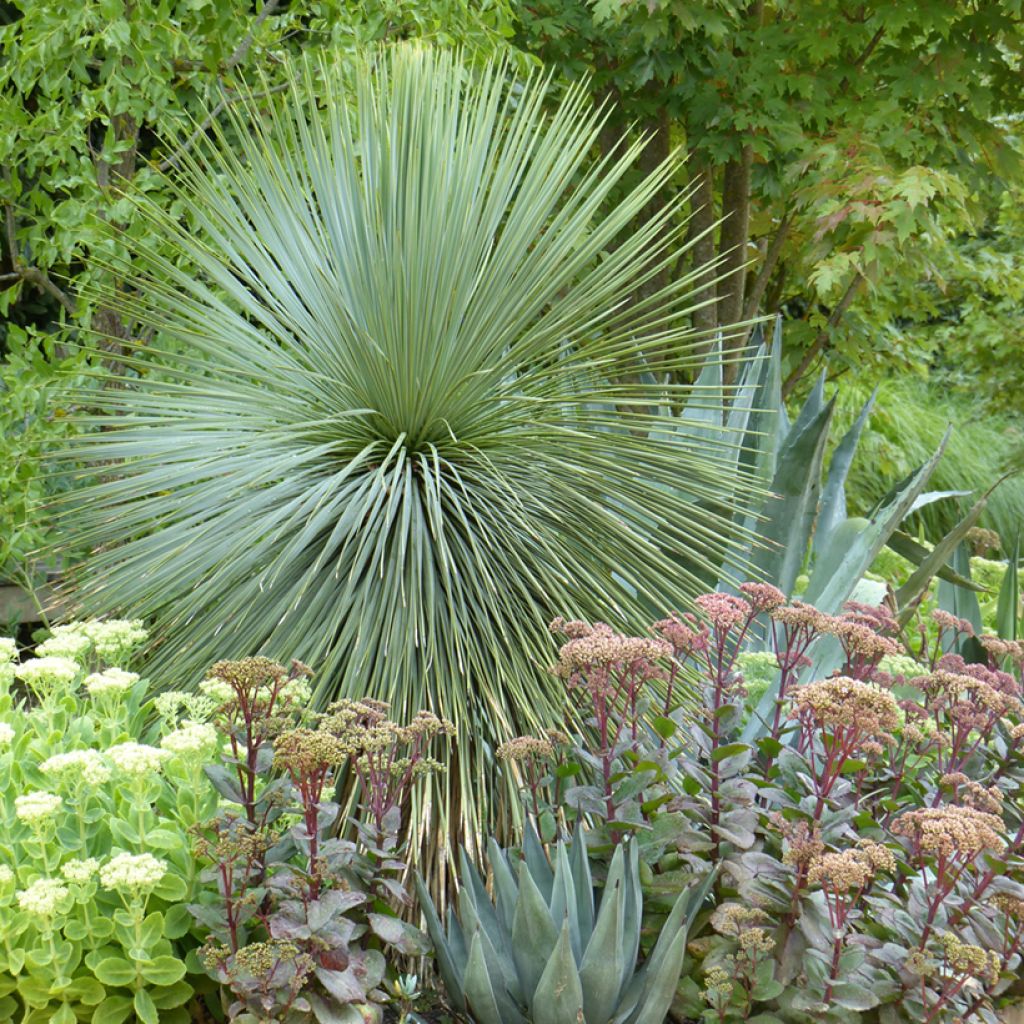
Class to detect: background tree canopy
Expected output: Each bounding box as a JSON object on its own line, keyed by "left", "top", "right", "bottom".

{"left": 516, "top": 0, "right": 1024, "bottom": 388}
{"left": 2, "top": 0, "right": 1023, "bottom": 587}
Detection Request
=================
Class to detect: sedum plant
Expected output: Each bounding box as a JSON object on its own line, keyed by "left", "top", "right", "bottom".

{"left": 188, "top": 657, "right": 442, "bottom": 1024}
{"left": 58, "top": 43, "right": 762, "bottom": 874}
{"left": 499, "top": 585, "right": 1024, "bottom": 1022}
{"left": 414, "top": 829, "right": 713, "bottom": 1024}
{"left": 0, "top": 621, "right": 217, "bottom": 1024}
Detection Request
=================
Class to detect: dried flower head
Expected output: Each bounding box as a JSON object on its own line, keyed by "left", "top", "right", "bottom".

{"left": 737, "top": 927, "right": 776, "bottom": 955}
{"left": 932, "top": 610, "right": 976, "bottom": 638}
{"left": 826, "top": 617, "right": 902, "bottom": 664}
{"left": 892, "top": 806, "right": 1005, "bottom": 859}
{"left": 739, "top": 582, "right": 787, "bottom": 612}
{"left": 937, "top": 932, "right": 1000, "bottom": 986}
{"left": 966, "top": 527, "right": 1001, "bottom": 556}
{"left": 711, "top": 903, "right": 769, "bottom": 936}
{"left": 496, "top": 735, "right": 555, "bottom": 762}
{"left": 702, "top": 966, "right": 735, "bottom": 1004}
{"left": 792, "top": 676, "right": 902, "bottom": 736}
{"left": 770, "top": 601, "right": 834, "bottom": 632}
{"left": 940, "top": 773, "right": 1005, "bottom": 815}
{"left": 777, "top": 817, "right": 825, "bottom": 870}
{"left": 555, "top": 623, "right": 670, "bottom": 676}
{"left": 990, "top": 893, "right": 1024, "bottom": 919}
{"left": 211, "top": 656, "right": 288, "bottom": 694}
{"left": 549, "top": 617, "right": 593, "bottom": 639}
{"left": 652, "top": 612, "right": 707, "bottom": 656}
{"left": 695, "top": 592, "right": 752, "bottom": 631}
{"left": 273, "top": 727, "right": 350, "bottom": 776}
{"left": 980, "top": 635, "right": 1024, "bottom": 666}
{"left": 807, "top": 848, "right": 884, "bottom": 892}
{"left": 855, "top": 839, "right": 897, "bottom": 874}
{"left": 905, "top": 948, "right": 934, "bottom": 978}
{"left": 232, "top": 939, "right": 314, "bottom": 978}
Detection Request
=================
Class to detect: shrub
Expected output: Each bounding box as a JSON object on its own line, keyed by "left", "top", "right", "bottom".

{"left": 0, "top": 621, "right": 215, "bottom": 1024}
{"left": 499, "top": 587, "right": 1024, "bottom": 1022}
{"left": 187, "top": 657, "right": 445, "bottom": 1023}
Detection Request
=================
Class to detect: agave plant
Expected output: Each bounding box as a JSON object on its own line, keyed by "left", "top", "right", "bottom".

{"left": 666, "top": 323, "right": 1006, "bottom": 740}
{"left": 415, "top": 829, "right": 712, "bottom": 1024}
{"left": 57, "top": 46, "right": 761, "bottom": 875}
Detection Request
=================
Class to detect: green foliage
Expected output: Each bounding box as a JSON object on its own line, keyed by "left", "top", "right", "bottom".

{"left": 831, "top": 375, "right": 1024, "bottom": 543}
{"left": 872, "top": 126, "right": 1024, "bottom": 415}
{"left": 59, "top": 46, "right": 761, "bottom": 868}
{"left": 0, "top": 0, "right": 517, "bottom": 332}
{"left": 0, "top": 621, "right": 215, "bottom": 1024}
{"left": 504, "top": 588, "right": 1024, "bottom": 1022}
{"left": 0, "top": 331, "right": 86, "bottom": 582}
{"left": 415, "top": 830, "right": 710, "bottom": 1024}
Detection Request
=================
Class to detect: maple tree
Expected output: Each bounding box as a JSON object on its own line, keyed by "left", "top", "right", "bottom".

{"left": 516, "top": 0, "right": 1024, "bottom": 387}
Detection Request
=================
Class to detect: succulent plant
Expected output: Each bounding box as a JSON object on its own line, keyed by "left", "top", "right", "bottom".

{"left": 414, "top": 829, "right": 712, "bottom": 1024}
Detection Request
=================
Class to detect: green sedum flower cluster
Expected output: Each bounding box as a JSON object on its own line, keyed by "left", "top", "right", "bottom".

{"left": 0, "top": 622, "right": 219, "bottom": 1024}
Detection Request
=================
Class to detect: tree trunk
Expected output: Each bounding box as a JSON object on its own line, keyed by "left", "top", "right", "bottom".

{"left": 716, "top": 147, "right": 752, "bottom": 327}
{"left": 685, "top": 151, "right": 718, "bottom": 353}
{"left": 716, "top": 145, "right": 752, "bottom": 382}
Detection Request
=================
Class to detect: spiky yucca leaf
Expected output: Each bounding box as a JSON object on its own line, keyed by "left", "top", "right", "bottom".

{"left": 59, "top": 46, "right": 759, "bottom": 878}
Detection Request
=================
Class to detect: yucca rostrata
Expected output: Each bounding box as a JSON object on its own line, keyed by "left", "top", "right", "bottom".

{"left": 414, "top": 829, "right": 713, "bottom": 1024}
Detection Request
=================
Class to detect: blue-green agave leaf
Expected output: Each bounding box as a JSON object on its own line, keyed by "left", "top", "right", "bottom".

{"left": 463, "top": 932, "right": 517, "bottom": 1024}
{"left": 814, "top": 387, "right": 876, "bottom": 557}
{"left": 511, "top": 863, "right": 560, "bottom": 1006}
{"left": 532, "top": 921, "right": 584, "bottom": 1024}
{"left": 996, "top": 532, "right": 1020, "bottom": 642}
{"left": 894, "top": 486, "right": 996, "bottom": 626}
{"left": 412, "top": 873, "right": 465, "bottom": 1014}
{"left": 937, "top": 543, "right": 984, "bottom": 648}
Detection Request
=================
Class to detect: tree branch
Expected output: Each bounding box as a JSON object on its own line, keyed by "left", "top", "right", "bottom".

{"left": 1, "top": 166, "right": 76, "bottom": 317}
{"left": 174, "top": 0, "right": 282, "bottom": 73}
{"left": 18, "top": 265, "right": 78, "bottom": 316}
{"left": 853, "top": 25, "right": 885, "bottom": 70}
{"left": 159, "top": 82, "right": 289, "bottom": 172}
{"left": 225, "top": 0, "right": 281, "bottom": 70}
{"left": 781, "top": 271, "right": 864, "bottom": 398}
{"left": 684, "top": 151, "right": 718, "bottom": 350}
{"left": 742, "top": 211, "right": 793, "bottom": 323}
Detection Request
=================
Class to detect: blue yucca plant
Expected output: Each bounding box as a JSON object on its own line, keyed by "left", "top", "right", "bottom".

{"left": 57, "top": 45, "right": 762, "bottom": 882}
